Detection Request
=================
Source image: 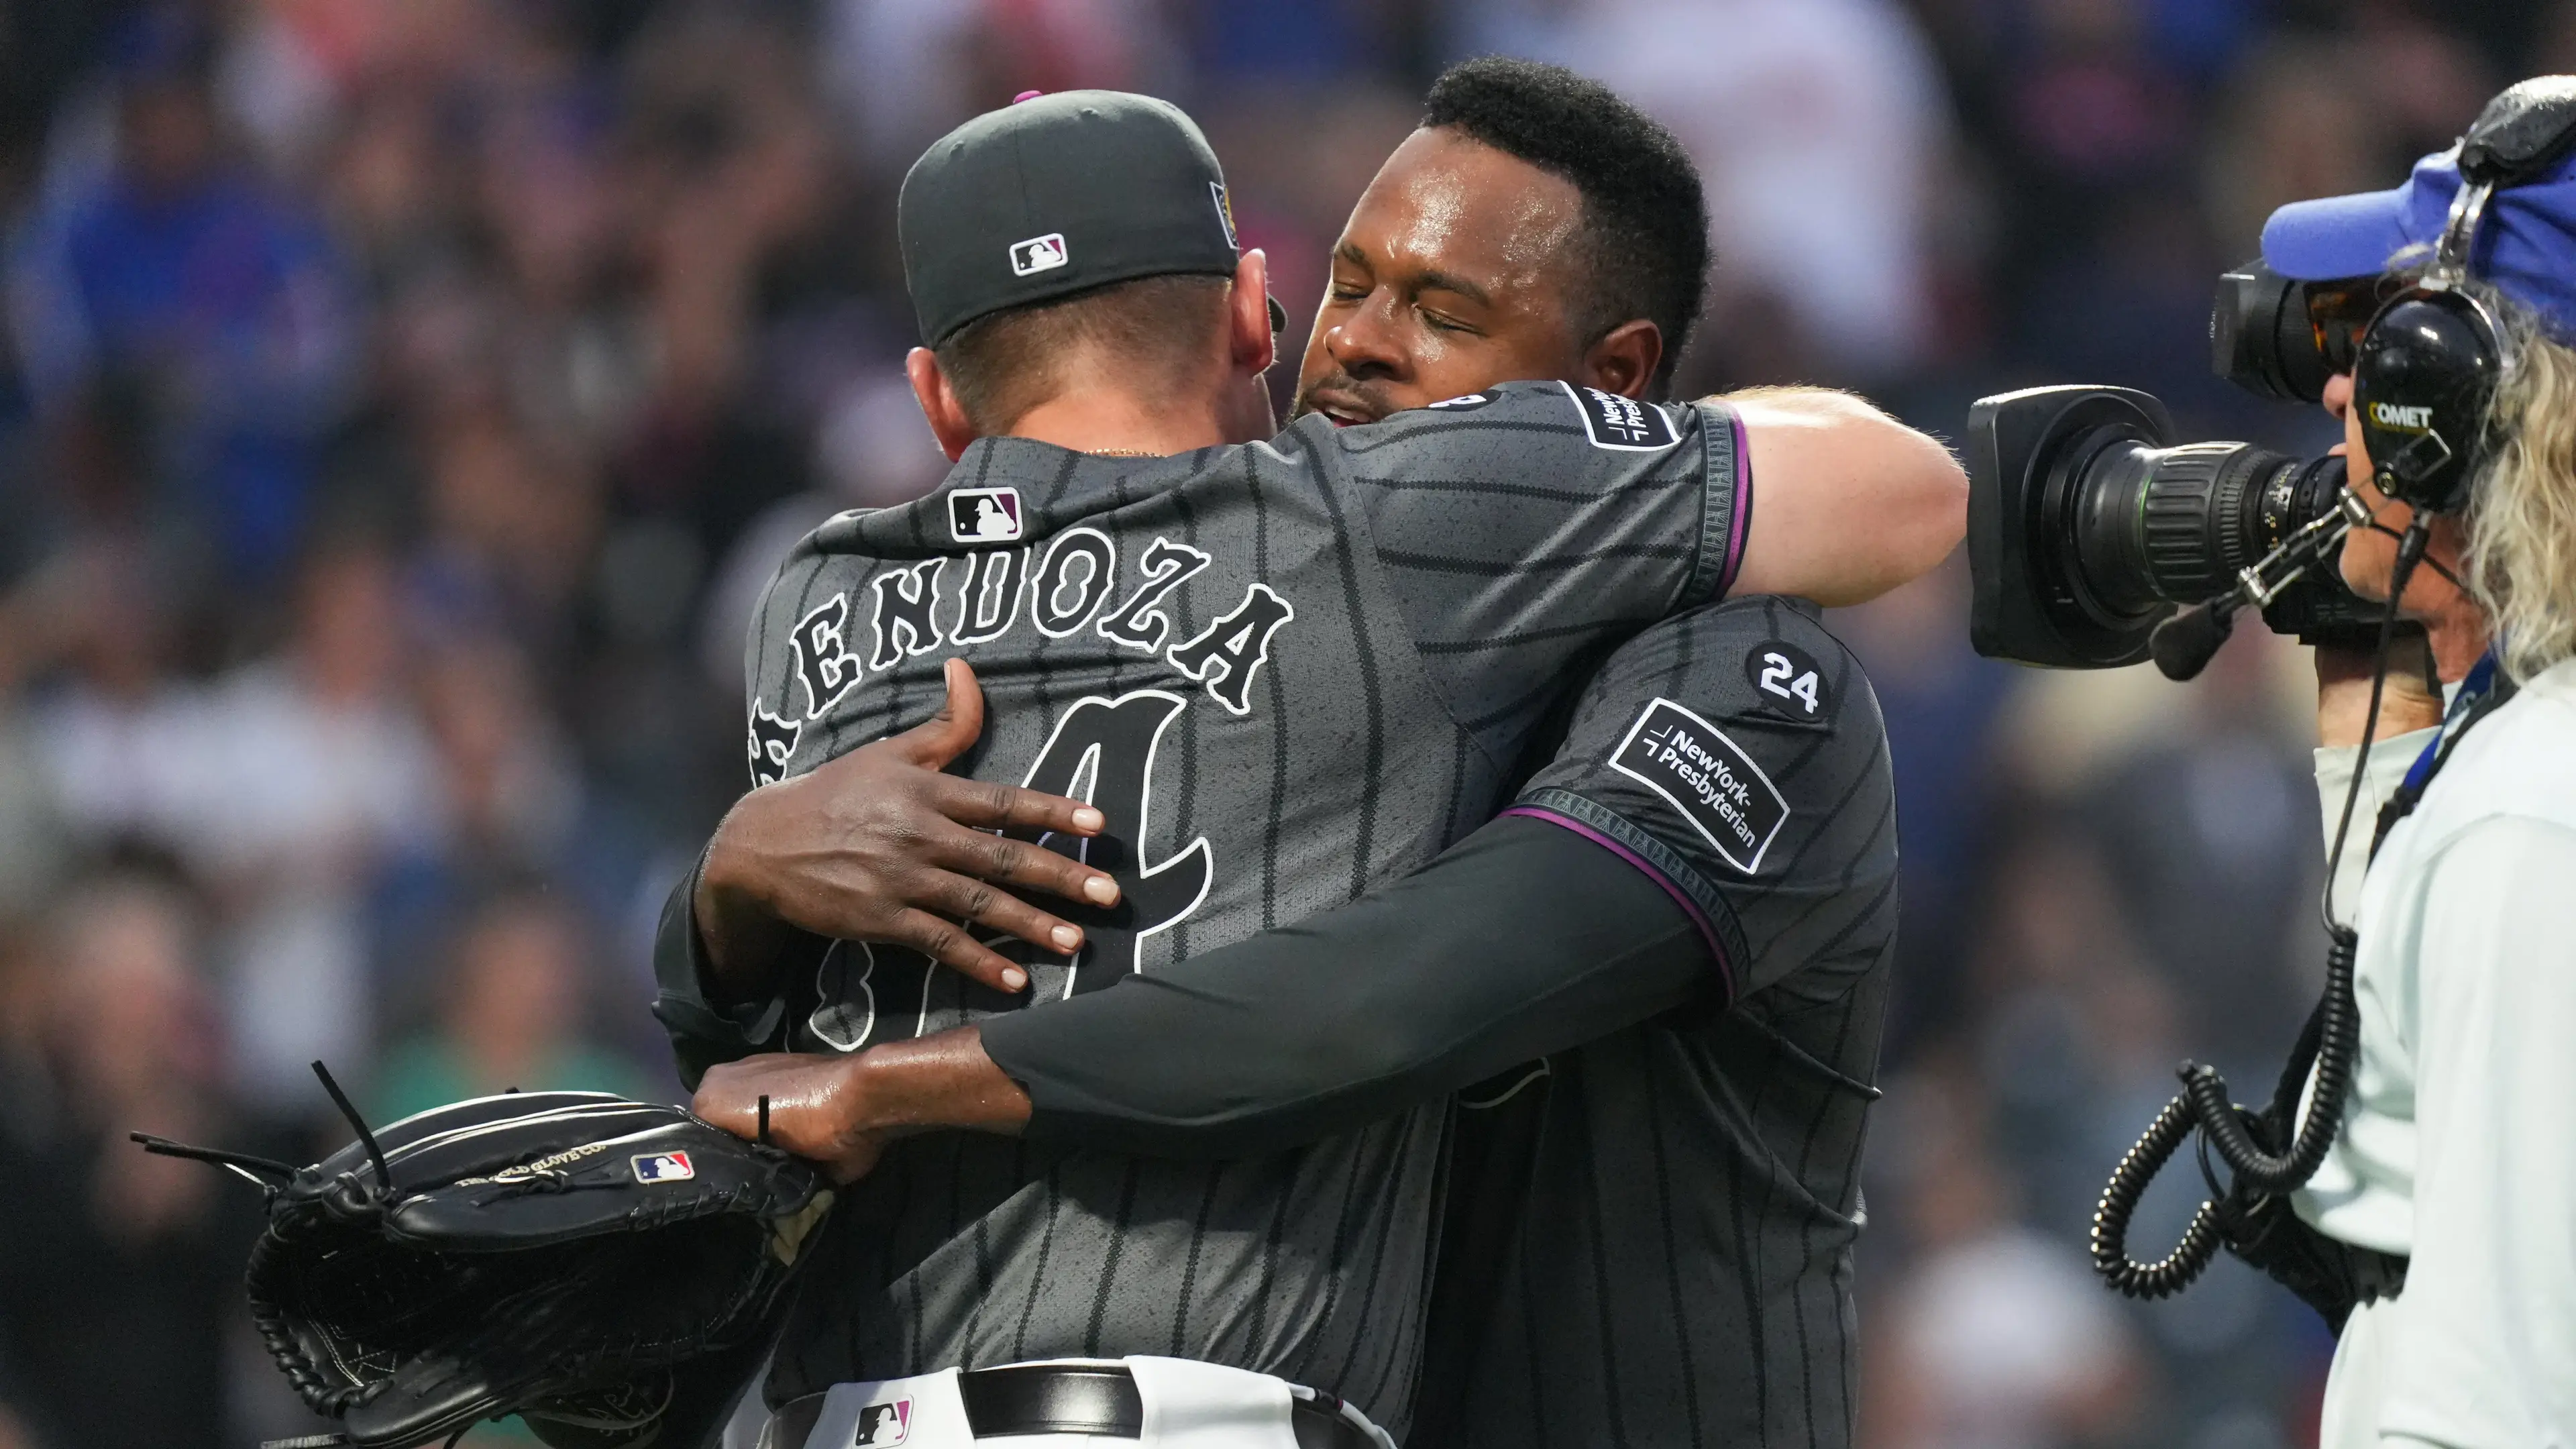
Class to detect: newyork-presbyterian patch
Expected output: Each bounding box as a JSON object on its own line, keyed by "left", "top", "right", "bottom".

{"left": 1610, "top": 697, "right": 1788, "bottom": 873}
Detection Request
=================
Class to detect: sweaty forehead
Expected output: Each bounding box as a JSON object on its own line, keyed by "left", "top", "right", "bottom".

{"left": 1340, "top": 127, "right": 1588, "bottom": 302}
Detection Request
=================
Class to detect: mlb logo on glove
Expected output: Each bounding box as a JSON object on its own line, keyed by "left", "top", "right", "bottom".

{"left": 631, "top": 1150, "right": 695, "bottom": 1183}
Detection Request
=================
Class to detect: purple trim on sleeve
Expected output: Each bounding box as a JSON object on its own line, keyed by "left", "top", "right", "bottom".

{"left": 1501, "top": 806, "right": 1735, "bottom": 1000}
{"left": 1718, "top": 409, "right": 1753, "bottom": 597}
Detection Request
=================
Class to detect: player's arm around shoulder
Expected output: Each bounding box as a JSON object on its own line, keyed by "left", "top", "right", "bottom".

{"left": 1511, "top": 594, "right": 1899, "bottom": 1003}
{"left": 1720, "top": 386, "right": 1966, "bottom": 608}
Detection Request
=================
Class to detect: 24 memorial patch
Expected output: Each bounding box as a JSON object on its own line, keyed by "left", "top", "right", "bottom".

{"left": 1610, "top": 697, "right": 1788, "bottom": 873}
{"left": 1741, "top": 639, "right": 1833, "bottom": 723}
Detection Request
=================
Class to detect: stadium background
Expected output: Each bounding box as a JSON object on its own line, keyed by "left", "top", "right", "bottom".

{"left": 0, "top": 1, "right": 2540, "bottom": 1444}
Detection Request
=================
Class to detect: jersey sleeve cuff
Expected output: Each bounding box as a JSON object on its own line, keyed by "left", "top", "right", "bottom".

{"left": 649, "top": 853, "right": 792, "bottom": 1086}
{"left": 1686, "top": 401, "right": 1753, "bottom": 607}
{"left": 1504, "top": 790, "right": 1742, "bottom": 1005}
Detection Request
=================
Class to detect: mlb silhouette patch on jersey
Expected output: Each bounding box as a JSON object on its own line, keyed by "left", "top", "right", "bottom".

{"left": 950, "top": 487, "right": 1024, "bottom": 543}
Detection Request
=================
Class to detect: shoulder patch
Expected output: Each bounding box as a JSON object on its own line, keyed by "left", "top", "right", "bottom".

{"left": 949, "top": 487, "right": 1023, "bottom": 544}
{"left": 1560, "top": 381, "right": 1679, "bottom": 451}
{"left": 1610, "top": 698, "right": 1789, "bottom": 873}
{"left": 1741, "top": 639, "right": 1834, "bottom": 723}
{"left": 1421, "top": 391, "right": 1495, "bottom": 413}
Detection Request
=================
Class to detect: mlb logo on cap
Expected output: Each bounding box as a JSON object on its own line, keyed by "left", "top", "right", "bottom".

{"left": 1010, "top": 233, "right": 1068, "bottom": 276}
{"left": 631, "top": 1150, "right": 695, "bottom": 1183}
{"left": 950, "top": 487, "right": 1023, "bottom": 543}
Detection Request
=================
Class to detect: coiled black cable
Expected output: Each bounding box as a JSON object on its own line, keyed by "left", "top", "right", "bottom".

{"left": 2090, "top": 1092, "right": 2227, "bottom": 1297}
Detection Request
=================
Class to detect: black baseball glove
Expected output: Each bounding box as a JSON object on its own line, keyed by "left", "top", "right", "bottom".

{"left": 139, "top": 1071, "right": 833, "bottom": 1449}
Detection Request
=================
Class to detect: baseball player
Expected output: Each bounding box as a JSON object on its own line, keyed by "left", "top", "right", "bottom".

{"left": 666, "top": 84, "right": 1951, "bottom": 1446}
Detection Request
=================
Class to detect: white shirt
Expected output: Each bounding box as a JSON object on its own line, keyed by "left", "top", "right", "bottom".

{"left": 2298, "top": 656, "right": 2576, "bottom": 1448}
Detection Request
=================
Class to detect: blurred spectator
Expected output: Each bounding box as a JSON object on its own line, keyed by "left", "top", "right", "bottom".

{"left": 369, "top": 634, "right": 588, "bottom": 987}
{"left": 1464, "top": 0, "right": 1948, "bottom": 378}
{"left": 409, "top": 398, "right": 598, "bottom": 656}
{"left": 2202, "top": 37, "right": 2390, "bottom": 257}
{"left": 1834, "top": 554, "right": 2013, "bottom": 1053}
{"left": 0, "top": 921, "right": 56, "bottom": 1158}
{"left": 2341, "top": 0, "right": 2493, "bottom": 170}
{"left": 1865, "top": 1079, "right": 2141, "bottom": 1449}
{"left": 188, "top": 538, "right": 436, "bottom": 1112}
{"left": 372, "top": 890, "right": 651, "bottom": 1120}
{"left": 417, "top": 638, "right": 581, "bottom": 865}
{"left": 0, "top": 873, "right": 266, "bottom": 1449}
{"left": 25, "top": 539, "right": 203, "bottom": 857}
{"left": 1968, "top": 820, "right": 2172, "bottom": 1236}
{"left": 7, "top": 6, "right": 354, "bottom": 584}
{"left": 820, "top": 0, "right": 1183, "bottom": 173}
{"left": 2082, "top": 627, "right": 2320, "bottom": 1067}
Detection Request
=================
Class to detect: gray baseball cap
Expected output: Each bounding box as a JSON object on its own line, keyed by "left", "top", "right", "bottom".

{"left": 898, "top": 90, "right": 1278, "bottom": 347}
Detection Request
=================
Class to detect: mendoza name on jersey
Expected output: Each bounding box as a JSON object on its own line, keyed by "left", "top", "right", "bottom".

{"left": 746, "top": 520, "right": 1295, "bottom": 787}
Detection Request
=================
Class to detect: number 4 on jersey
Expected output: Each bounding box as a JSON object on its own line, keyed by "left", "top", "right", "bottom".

{"left": 1017, "top": 690, "right": 1214, "bottom": 994}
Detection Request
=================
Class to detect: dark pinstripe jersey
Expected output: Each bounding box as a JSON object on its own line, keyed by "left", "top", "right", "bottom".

{"left": 733, "top": 382, "right": 1749, "bottom": 1433}
{"left": 1414, "top": 597, "right": 1898, "bottom": 1449}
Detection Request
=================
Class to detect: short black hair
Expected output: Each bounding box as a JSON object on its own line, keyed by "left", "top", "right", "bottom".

{"left": 1424, "top": 57, "right": 1709, "bottom": 392}
{"left": 936, "top": 274, "right": 1230, "bottom": 431}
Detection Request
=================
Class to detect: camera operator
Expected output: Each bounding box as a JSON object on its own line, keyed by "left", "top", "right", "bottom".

{"left": 1964, "top": 75, "right": 2576, "bottom": 1449}
{"left": 2257, "top": 80, "right": 2576, "bottom": 1446}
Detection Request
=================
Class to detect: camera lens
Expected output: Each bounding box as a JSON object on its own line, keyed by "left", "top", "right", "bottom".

{"left": 1968, "top": 386, "right": 2357, "bottom": 668}
{"left": 2059, "top": 439, "right": 2296, "bottom": 616}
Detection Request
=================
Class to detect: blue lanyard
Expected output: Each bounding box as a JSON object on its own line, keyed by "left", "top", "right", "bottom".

{"left": 2398, "top": 649, "right": 2500, "bottom": 798}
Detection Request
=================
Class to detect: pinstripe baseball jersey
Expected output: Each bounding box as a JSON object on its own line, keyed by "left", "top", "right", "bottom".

{"left": 1415, "top": 596, "right": 1899, "bottom": 1449}
{"left": 737, "top": 381, "right": 1749, "bottom": 1432}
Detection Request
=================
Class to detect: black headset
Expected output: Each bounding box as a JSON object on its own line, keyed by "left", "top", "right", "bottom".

{"left": 2353, "top": 76, "right": 2576, "bottom": 515}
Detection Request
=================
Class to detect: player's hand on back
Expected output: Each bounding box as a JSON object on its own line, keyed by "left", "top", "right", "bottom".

{"left": 698, "top": 657, "right": 1122, "bottom": 996}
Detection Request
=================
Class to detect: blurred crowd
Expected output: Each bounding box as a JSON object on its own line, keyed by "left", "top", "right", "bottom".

{"left": 0, "top": 0, "right": 2551, "bottom": 1444}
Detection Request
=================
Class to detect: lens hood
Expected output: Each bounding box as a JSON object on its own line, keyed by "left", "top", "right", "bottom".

{"left": 1967, "top": 385, "right": 2176, "bottom": 668}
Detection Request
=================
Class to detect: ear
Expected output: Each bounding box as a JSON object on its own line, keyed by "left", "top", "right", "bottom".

{"left": 1580, "top": 319, "right": 1665, "bottom": 400}
{"left": 1227, "top": 249, "right": 1277, "bottom": 380}
{"left": 906, "top": 347, "right": 977, "bottom": 462}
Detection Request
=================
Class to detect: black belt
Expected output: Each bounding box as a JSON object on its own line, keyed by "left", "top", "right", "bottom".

{"left": 764, "top": 1364, "right": 1377, "bottom": 1448}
